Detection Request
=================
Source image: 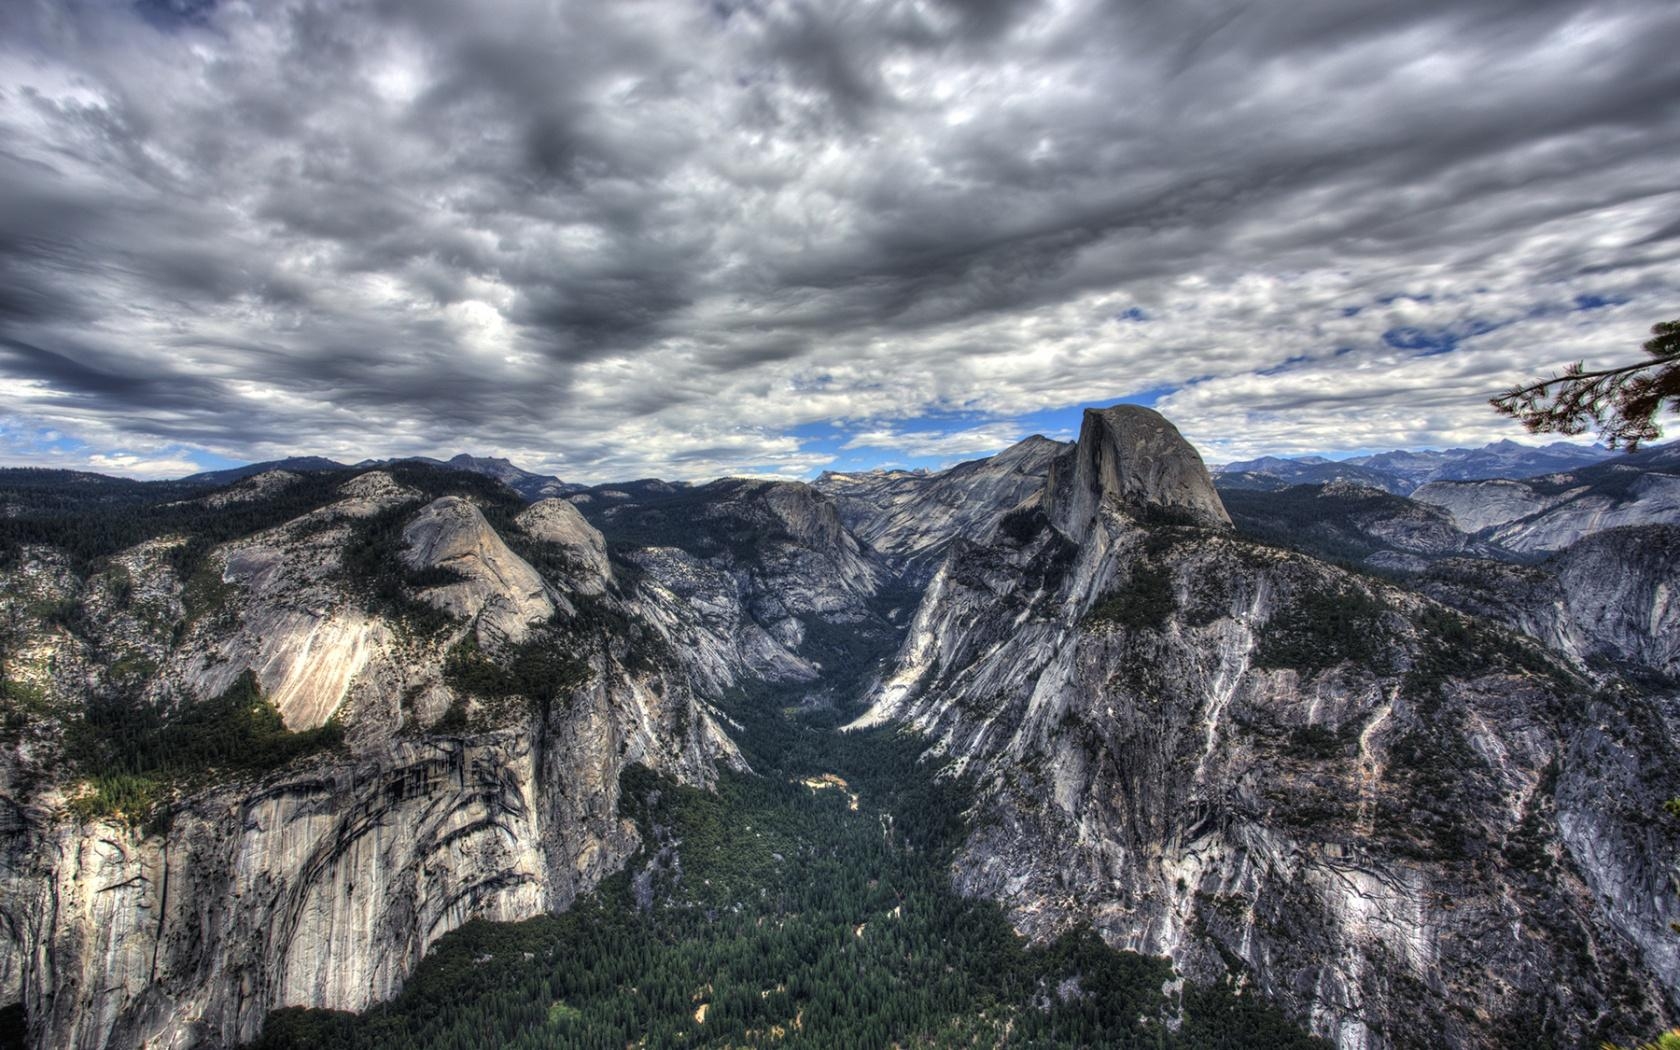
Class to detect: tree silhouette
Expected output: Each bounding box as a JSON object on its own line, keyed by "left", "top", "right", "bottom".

{"left": 1491, "top": 319, "right": 1680, "bottom": 448}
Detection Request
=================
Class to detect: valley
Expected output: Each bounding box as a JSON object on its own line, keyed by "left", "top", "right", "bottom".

{"left": 252, "top": 692, "right": 1323, "bottom": 1050}
{"left": 0, "top": 410, "right": 1676, "bottom": 1050}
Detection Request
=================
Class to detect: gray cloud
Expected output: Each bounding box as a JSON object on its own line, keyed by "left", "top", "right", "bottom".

{"left": 0, "top": 0, "right": 1677, "bottom": 480}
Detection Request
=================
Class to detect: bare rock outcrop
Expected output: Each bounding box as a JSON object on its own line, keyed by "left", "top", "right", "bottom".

{"left": 401, "top": 496, "right": 559, "bottom": 643}
{"left": 852, "top": 410, "right": 1676, "bottom": 1049}
{"left": 1045, "top": 405, "right": 1231, "bottom": 538}
{"left": 516, "top": 498, "right": 612, "bottom": 594}
{"left": 1413, "top": 453, "right": 1680, "bottom": 553}
{"left": 1419, "top": 524, "right": 1680, "bottom": 681}
{"left": 583, "top": 478, "right": 892, "bottom": 697}
{"left": 0, "top": 478, "right": 737, "bottom": 1050}
{"left": 816, "top": 435, "right": 1065, "bottom": 583}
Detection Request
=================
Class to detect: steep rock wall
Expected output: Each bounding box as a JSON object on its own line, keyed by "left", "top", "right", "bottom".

{"left": 1420, "top": 525, "right": 1680, "bottom": 681}
{"left": 0, "top": 473, "right": 738, "bottom": 1050}
{"left": 854, "top": 408, "right": 1679, "bottom": 1049}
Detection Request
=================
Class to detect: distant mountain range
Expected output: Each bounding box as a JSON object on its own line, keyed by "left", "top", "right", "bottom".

{"left": 177, "top": 456, "right": 349, "bottom": 486}
{"left": 181, "top": 453, "right": 580, "bottom": 501}
{"left": 178, "top": 438, "right": 1628, "bottom": 505}
{"left": 1215, "top": 438, "right": 1621, "bottom": 494}
{"left": 1213, "top": 438, "right": 1680, "bottom": 571}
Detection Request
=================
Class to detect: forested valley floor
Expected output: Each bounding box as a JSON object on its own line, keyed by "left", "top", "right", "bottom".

{"left": 252, "top": 681, "right": 1326, "bottom": 1050}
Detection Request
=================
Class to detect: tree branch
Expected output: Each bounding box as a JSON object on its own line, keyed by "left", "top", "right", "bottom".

{"left": 1500, "top": 359, "right": 1663, "bottom": 400}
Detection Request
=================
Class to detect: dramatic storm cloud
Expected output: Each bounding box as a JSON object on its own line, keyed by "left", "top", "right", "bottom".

{"left": 1, "top": 0, "right": 1678, "bottom": 479}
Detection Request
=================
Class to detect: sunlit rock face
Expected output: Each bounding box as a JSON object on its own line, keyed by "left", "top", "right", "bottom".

{"left": 12, "top": 724, "right": 690, "bottom": 1049}
{"left": 128, "top": 471, "right": 422, "bottom": 735}
{"left": 853, "top": 406, "right": 1679, "bottom": 1049}
{"left": 816, "top": 435, "right": 1066, "bottom": 584}
{"left": 1418, "top": 524, "right": 1680, "bottom": 682}
{"left": 1044, "top": 405, "right": 1231, "bottom": 539}
{"left": 516, "top": 498, "right": 613, "bottom": 594}
{"left": 583, "top": 477, "right": 894, "bottom": 695}
{"left": 1411, "top": 448, "right": 1680, "bottom": 553}
{"left": 0, "top": 471, "right": 738, "bottom": 1050}
{"left": 401, "top": 495, "right": 560, "bottom": 644}
{"left": 200, "top": 469, "right": 304, "bottom": 508}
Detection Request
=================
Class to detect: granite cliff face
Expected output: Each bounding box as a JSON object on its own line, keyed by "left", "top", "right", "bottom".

{"left": 400, "top": 495, "right": 563, "bottom": 644}
{"left": 0, "top": 469, "right": 737, "bottom": 1049}
{"left": 514, "top": 498, "right": 612, "bottom": 595}
{"left": 816, "top": 435, "right": 1065, "bottom": 583}
{"left": 571, "top": 477, "right": 893, "bottom": 696}
{"left": 1412, "top": 446, "right": 1680, "bottom": 553}
{"left": 1419, "top": 525, "right": 1680, "bottom": 683}
{"left": 853, "top": 407, "right": 1679, "bottom": 1049}
{"left": 1044, "top": 405, "right": 1231, "bottom": 537}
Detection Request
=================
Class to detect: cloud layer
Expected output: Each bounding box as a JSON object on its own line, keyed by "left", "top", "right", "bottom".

{"left": 2, "top": 0, "right": 1678, "bottom": 479}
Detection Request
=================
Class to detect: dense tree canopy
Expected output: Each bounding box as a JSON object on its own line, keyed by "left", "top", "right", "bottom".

{"left": 252, "top": 712, "right": 1329, "bottom": 1050}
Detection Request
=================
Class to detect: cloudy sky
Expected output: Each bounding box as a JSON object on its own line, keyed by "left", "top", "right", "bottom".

{"left": 1, "top": 0, "right": 1677, "bottom": 481}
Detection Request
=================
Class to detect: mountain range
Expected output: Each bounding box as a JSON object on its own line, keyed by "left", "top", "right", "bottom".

{"left": 181, "top": 454, "right": 580, "bottom": 503}
{"left": 1215, "top": 438, "right": 1624, "bottom": 494}
{"left": 176, "top": 437, "right": 1630, "bottom": 506}
{"left": 1, "top": 408, "right": 1676, "bottom": 1050}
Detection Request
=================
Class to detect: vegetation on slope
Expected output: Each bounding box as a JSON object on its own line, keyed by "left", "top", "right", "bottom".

{"left": 1218, "top": 483, "right": 1450, "bottom": 570}
{"left": 251, "top": 677, "right": 1326, "bottom": 1050}
{"left": 1252, "top": 581, "right": 1394, "bottom": 675}
{"left": 438, "top": 631, "right": 593, "bottom": 731}
{"left": 572, "top": 478, "right": 798, "bottom": 560}
{"left": 8, "top": 460, "right": 1537, "bottom": 1047}
{"left": 1085, "top": 562, "right": 1177, "bottom": 631}
{"left": 66, "top": 671, "right": 343, "bottom": 828}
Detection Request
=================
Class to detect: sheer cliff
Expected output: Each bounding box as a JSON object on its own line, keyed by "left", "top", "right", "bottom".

{"left": 1418, "top": 524, "right": 1680, "bottom": 684}
{"left": 571, "top": 476, "right": 898, "bottom": 699}
{"left": 816, "top": 434, "right": 1066, "bottom": 583}
{"left": 853, "top": 406, "right": 1680, "bottom": 1049}
{"left": 0, "top": 467, "right": 737, "bottom": 1049}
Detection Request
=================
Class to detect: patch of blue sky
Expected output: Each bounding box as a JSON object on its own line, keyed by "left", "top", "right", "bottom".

{"left": 1520, "top": 292, "right": 1633, "bottom": 320}
{"left": 184, "top": 448, "right": 255, "bottom": 472}
{"left": 1573, "top": 293, "right": 1630, "bottom": 311}
{"left": 1381, "top": 326, "right": 1456, "bottom": 355}
{"left": 0, "top": 423, "right": 83, "bottom": 457}
{"left": 1381, "top": 316, "right": 1505, "bottom": 357}
{"left": 1256, "top": 354, "right": 1311, "bottom": 377}
{"left": 1012, "top": 386, "right": 1177, "bottom": 436}
{"left": 785, "top": 420, "right": 879, "bottom": 473}
{"left": 0, "top": 420, "right": 242, "bottom": 477}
